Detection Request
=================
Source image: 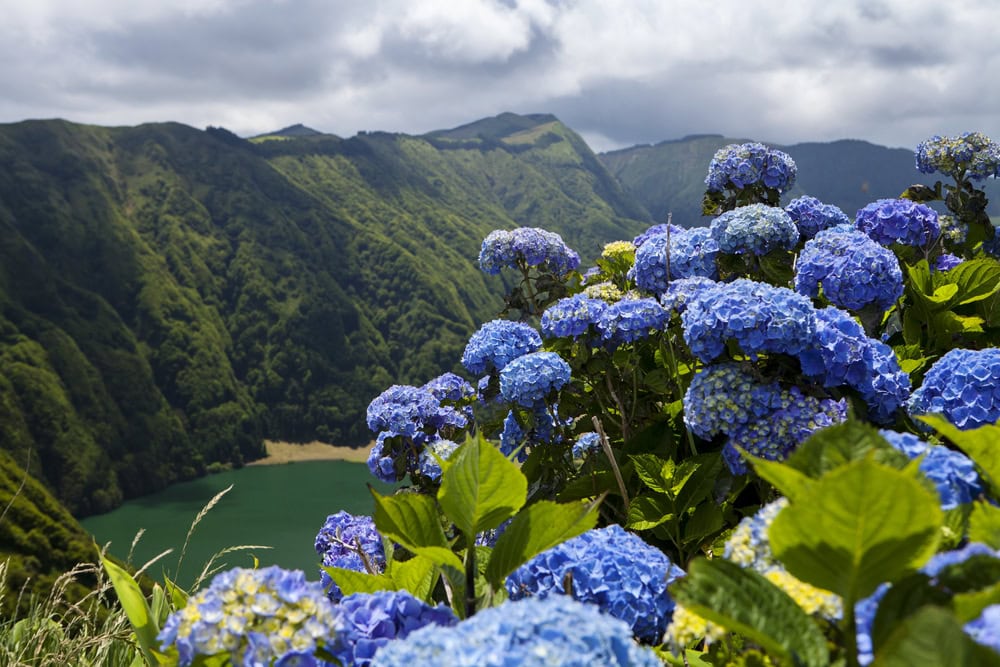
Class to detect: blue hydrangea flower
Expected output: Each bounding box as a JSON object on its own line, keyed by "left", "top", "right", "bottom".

{"left": 908, "top": 347, "right": 1000, "bottom": 429}
{"left": 682, "top": 279, "right": 817, "bottom": 362}
{"left": 572, "top": 432, "right": 602, "bottom": 459}
{"left": 462, "top": 320, "right": 542, "bottom": 375}
{"left": 421, "top": 373, "right": 475, "bottom": 403}
{"left": 633, "top": 222, "right": 686, "bottom": 248}
{"left": 705, "top": 142, "right": 797, "bottom": 193}
{"left": 965, "top": 605, "right": 1000, "bottom": 653}
{"left": 370, "top": 595, "right": 662, "bottom": 667}
{"left": 366, "top": 433, "right": 399, "bottom": 483}
{"left": 329, "top": 590, "right": 457, "bottom": 667}
{"left": 631, "top": 229, "right": 720, "bottom": 294}
{"left": 506, "top": 524, "right": 686, "bottom": 643}
{"left": 857, "top": 339, "right": 911, "bottom": 425}
{"left": 478, "top": 227, "right": 580, "bottom": 276}
{"left": 710, "top": 204, "right": 799, "bottom": 255}
{"left": 596, "top": 297, "right": 669, "bottom": 346}
{"left": 499, "top": 410, "right": 526, "bottom": 460}
{"left": 723, "top": 389, "right": 847, "bottom": 475}
{"left": 879, "top": 430, "right": 983, "bottom": 510}
{"left": 785, "top": 196, "right": 852, "bottom": 239}
{"left": 315, "top": 511, "right": 386, "bottom": 601}
{"left": 682, "top": 363, "right": 785, "bottom": 440}
{"left": 932, "top": 253, "right": 963, "bottom": 272}
{"left": 985, "top": 233, "right": 1000, "bottom": 259}
{"left": 366, "top": 385, "right": 442, "bottom": 440}
{"left": 417, "top": 439, "right": 460, "bottom": 482}
{"left": 158, "top": 566, "right": 339, "bottom": 667}
{"left": 499, "top": 352, "right": 572, "bottom": 407}
{"left": 794, "top": 226, "right": 903, "bottom": 311}
{"left": 855, "top": 199, "right": 940, "bottom": 248}
{"left": 916, "top": 132, "right": 1000, "bottom": 181}
{"left": 475, "top": 518, "right": 511, "bottom": 548}
{"left": 540, "top": 294, "right": 608, "bottom": 340}
{"left": 659, "top": 276, "right": 719, "bottom": 315}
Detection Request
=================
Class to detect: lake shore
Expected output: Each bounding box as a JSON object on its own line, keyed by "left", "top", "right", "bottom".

{"left": 248, "top": 440, "right": 374, "bottom": 465}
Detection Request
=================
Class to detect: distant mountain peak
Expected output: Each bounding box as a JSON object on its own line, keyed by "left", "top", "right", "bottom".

{"left": 425, "top": 112, "right": 562, "bottom": 142}
{"left": 256, "top": 123, "right": 324, "bottom": 138}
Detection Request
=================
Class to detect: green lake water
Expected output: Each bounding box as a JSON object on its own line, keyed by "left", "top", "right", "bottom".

{"left": 81, "top": 461, "right": 393, "bottom": 588}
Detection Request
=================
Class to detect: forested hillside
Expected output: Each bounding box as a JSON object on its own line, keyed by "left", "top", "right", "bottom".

{"left": 601, "top": 135, "right": 1000, "bottom": 227}
{"left": 0, "top": 114, "right": 649, "bottom": 516}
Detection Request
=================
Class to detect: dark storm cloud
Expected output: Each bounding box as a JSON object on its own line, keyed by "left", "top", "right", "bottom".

{"left": 1, "top": 1, "right": 998, "bottom": 150}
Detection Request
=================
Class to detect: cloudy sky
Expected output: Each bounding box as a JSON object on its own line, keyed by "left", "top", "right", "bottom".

{"left": 2, "top": 0, "right": 998, "bottom": 152}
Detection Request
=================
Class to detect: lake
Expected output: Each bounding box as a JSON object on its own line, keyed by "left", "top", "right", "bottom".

{"left": 81, "top": 460, "right": 394, "bottom": 588}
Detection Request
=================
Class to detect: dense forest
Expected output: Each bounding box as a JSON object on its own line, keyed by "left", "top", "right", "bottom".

{"left": 0, "top": 114, "right": 648, "bottom": 520}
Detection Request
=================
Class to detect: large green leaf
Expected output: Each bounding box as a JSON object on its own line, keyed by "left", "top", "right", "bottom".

{"left": 969, "top": 502, "right": 1000, "bottom": 549}
{"left": 626, "top": 494, "right": 674, "bottom": 531}
{"left": 370, "top": 488, "right": 463, "bottom": 570}
{"left": 102, "top": 556, "right": 163, "bottom": 666}
{"left": 631, "top": 453, "right": 675, "bottom": 495}
{"left": 670, "top": 558, "right": 829, "bottom": 667}
{"left": 485, "top": 499, "right": 599, "bottom": 589}
{"left": 782, "top": 421, "right": 908, "bottom": 478}
{"left": 946, "top": 258, "right": 1000, "bottom": 305}
{"left": 438, "top": 436, "right": 527, "bottom": 539}
{"left": 322, "top": 566, "right": 396, "bottom": 596}
{"left": 391, "top": 555, "right": 438, "bottom": 602}
{"left": 872, "top": 606, "right": 1000, "bottom": 667}
{"left": 769, "top": 459, "right": 942, "bottom": 601}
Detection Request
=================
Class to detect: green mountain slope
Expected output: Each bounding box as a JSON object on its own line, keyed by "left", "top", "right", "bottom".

{"left": 600, "top": 135, "right": 1000, "bottom": 227}
{"left": 0, "top": 114, "right": 647, "bottom": 516}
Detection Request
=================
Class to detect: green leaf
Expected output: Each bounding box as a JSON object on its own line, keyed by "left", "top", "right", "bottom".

{"left": 438, "top": 436, "right": 527, "bottom": 539}
{"left": 970, "top": 502, "right": 1000, "bottom": 549}
{"left": 322, "top": 566, "right": 396, "bottom": 595}
{"left": 631, "top": 453, "right": 675, "bottom": 495}
{"left": 954, "top": 581, "right": 1000, "bottom": 624}
{"left": 921, "top": 416, "right": 1000, "bottom": 496}
{"left": 682, "top": 501, "right": 724, "bottom": 546}
{"left": 769, "top": 459, "right": 943, "bottom": 601}
{"left": 485, "top": 499, "right": 599, "bottom": 589}
{"left": 670, "top": 558, "right": 829, "bottom": 667}
{"left": 673, "top": 454, "right": 722, "bottom": 511}
{"left": 750, "top": 457, "right": 815, "bottom": 502}
{"left": 390, "top": 556, "right": 438, "bottom": 601}
{"left": 626, "top": 495, "right": 674, "bottom": 531}
{"left": 782, "top": 420, "right": 909, "bottom": 478}
{"left": 102, "top": 556, "right": 162, "bottom": 667}
{"left": 370, "top": 488, "right": 463, "bottom": 570}
{"left": 948, "top": 258, "right": 1000, "bottom": 305}
{"left": 872, "top": 606, "right": 1000, "bottom": 667}
{"left": 870, "top": 573, "right": 949, "bottom": 656}
{"left": 163, "top": 575, "right": 188, "bottom": 611}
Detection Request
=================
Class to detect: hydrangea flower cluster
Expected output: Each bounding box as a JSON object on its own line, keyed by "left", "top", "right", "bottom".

{"left": 582, "top": 280, "right": 627, "bottom": 302}
{"left": 965, "top": 605, "right": 1000, "bottom": 653}
{"left": 633, "top": 222, "right": 686, "bottom": 248}
{"left": 724, "top": 499, "right": 841, "bottom": 621}
{"left": 796, "top": 307, "right": 911, "bottom": 424}
{"left": 855, "top": 198, "right": 940, "bottom": 248}
{"left": 498, "top": 406, "right": 569, "bottom": 459}
{"left": 794, "top": 226, "right": 903, "bottom": 312}
{"left": 478, "top": 227, "right": 580, "bottom": 276}
{"left": 932, "top": 253, "right": 963, "bottom": 273}
{"left": 908, "top": 347, "right": 1000, "bottom": 429}
{"left": 505, "top": 524, "right": 686, "bottom": 643}
{"left": 596, "top": 297, "right": 670, "bottom": 346}
{"left": 710, "top": 204, "right": 800, "bottom": 255}
{"left": 631, "top": 228, "right": 720, "bottom": 294}
{"left": 540, "top": 294, "right": 608, "bottom": 340}
{"left": 682, "top": 363, "right": 785, "bottom": 440}
{"left": 664, "top": 604, "right": 726, "bottom": 653}
{"left": 682, "top": 279, "right": 817, "bottom": 362}
{"left": 370, "top": 595, "right": 661, "bottom": 667}
{"left": 723, "top": 388, "right": 847, "bottom": 474}
{"left": 499, "top": 351, "right": 572, "bottom": 407}
{"left": 879, "top": 430, "right": 982, "bottom": 510}
{"left": 461, "top": 320, "right": 542, "bottom": 375}
{"left": 705, "top": 142, "right": 798, "bottom": 193}
{"left": 421, "top": 372, "right": 475, "bottom": 403}
{"left": 329, "top": 590, "right": 458, "bottom": 667}
{"left": 572, "top": 431, "right": 602, "bottom": 459}
{"left": 915, "top": 132, "right": 1000, "bottom": 181}
{"left": 366, "top": 384, "right": 468, "bottom": 482}
{"left": 158, "top": 566, "right": 339, "bottom": 667}
{"left": 659, "top": 276, "right": 719, "bottom": 315}
{"left": 315, "top": 511, "right": 386, "bottom": 601}
{"left": 785, "top": 196, "right": 852, "bottom": 239}
{"left": 417, "top": 438, "right": 460, "bottom": 482}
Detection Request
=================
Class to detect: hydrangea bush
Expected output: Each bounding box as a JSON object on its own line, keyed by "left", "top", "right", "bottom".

{"left": 109, "top": 133, "right": 1000, "bottom": 667}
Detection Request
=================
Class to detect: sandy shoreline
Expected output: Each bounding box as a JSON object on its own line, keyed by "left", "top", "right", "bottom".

{"left": 248, "top": 440, "right": 374, "bottom": 466}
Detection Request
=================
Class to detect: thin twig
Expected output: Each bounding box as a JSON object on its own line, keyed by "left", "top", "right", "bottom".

{"left": 592, "top": 416, "right": 629, "bottom": 510}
